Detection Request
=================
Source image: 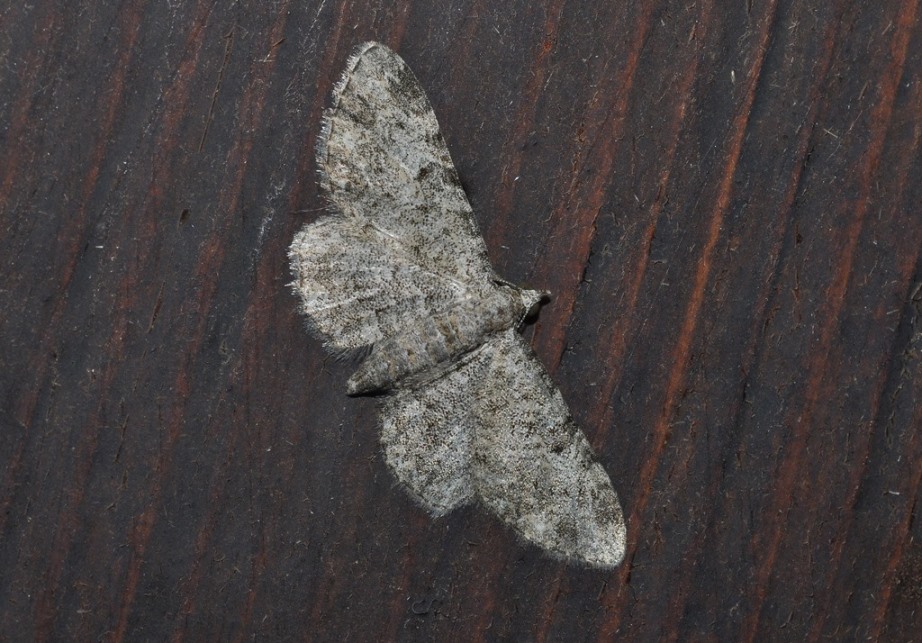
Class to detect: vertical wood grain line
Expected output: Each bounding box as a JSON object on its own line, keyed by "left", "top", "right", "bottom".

{"left": 741, "top": 0, "right": 919, "bottom": 638}
{"left": 600, "top": 0, "right": 781, "bottom": 637}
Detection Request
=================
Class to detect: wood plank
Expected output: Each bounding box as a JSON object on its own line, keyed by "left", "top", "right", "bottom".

{"left": 1, "top": 0, "right": 920, "bottom": 639}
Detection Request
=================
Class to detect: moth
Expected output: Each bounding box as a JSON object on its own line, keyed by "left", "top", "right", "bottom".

{"left": 289, "top": 42, "right": 626, "bottom": 567}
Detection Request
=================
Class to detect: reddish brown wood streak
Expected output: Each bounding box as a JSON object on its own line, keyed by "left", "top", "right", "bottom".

{"left": 810, "top": 30, "right": 922, "bottom": 643}
{"left": 593, "top": 0, "right": 780, "bottom": 632}
{"left": 24, "top": 4, "right": 146, "bottom": 639}
{"left": 741, "top": 1, "right": 920, "bottom": 638}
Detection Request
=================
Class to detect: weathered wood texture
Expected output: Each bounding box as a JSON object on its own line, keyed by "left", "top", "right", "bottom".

{"left": 1, "top": 0, "right": 920, "bottom": 639}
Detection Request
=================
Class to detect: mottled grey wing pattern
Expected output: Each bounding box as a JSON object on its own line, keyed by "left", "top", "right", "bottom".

{"left": 290, "top": 217, "right": 466, "bottom": 349}
{"left": 472, "top": 329, "right": 626, "bottom": 567}
{"left": 317, "top": 42, "right": 495, "bottom": 286}
{"left": 379, "top": 329, "right": 625, "bottom": 567}
{"left": 291, "top": 42, "right": 626, "bottom": 568}
{"left": 379, "top": 348, "right": 493, "bottom": 515}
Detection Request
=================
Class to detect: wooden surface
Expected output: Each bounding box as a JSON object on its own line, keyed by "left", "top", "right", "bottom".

{"left": 1, "top": 0, "right": 920, "bottom": 639}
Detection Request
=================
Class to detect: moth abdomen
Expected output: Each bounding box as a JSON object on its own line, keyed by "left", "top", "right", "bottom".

{"left": 346, "top": 291, "right": 522, "bottom": 395}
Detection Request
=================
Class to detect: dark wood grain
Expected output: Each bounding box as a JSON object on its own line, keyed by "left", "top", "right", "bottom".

{"left": 1, "top": 0, "right": 920, "bottom": 639}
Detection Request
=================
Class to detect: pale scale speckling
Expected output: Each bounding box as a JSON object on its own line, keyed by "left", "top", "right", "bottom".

{"left": 288, "top": 42, "right": 626, "bottom": 567}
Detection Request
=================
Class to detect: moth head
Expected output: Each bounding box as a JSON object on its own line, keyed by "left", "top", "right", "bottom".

{"left": 519, "top": 288, "right": 550, "bottom": 322}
